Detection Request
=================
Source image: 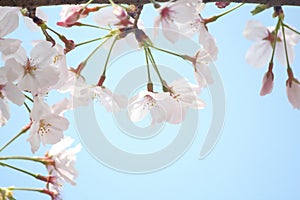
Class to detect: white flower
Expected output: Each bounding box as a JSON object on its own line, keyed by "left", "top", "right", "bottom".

{"left": 93, "top": 5, "right": 132, "bottom": 28}
{"left": 94, "top": 86, "right": 127, "bottom": 112}
{"left": 243, "top": 20, "right": 300, "bottom": 68}
{"left": 286, "top": 79, "right": 300, "bottom": 109}
{"left": 0, "top": 7, "right": 21, "bottom": 57}
{"left": 128, "top": 91, "right": 182, "bottom": 124}
{"left": 5, "top": 41, "right": 59, "bottom": 94}
{"left": 28, "top": 98, "right": 69, "bottom": 153}
{"left": 179, "top": 18, "right": 218, "bottom": 60}
{"left": 0, "top": 67, "right": 25, "bottom": 127}
{"left": 192, "top": 49, "right": 214, "bottom": 89}
{"left": 46, "top": 137, "right": 82, "bottom": 185}
{"left": 168, "top": 78, "right": 205, "bottom": 109}
{"left": 154, "top": 0, "right": 200, "bottom": 43}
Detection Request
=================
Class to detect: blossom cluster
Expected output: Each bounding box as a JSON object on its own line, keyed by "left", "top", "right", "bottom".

{"left": 0, "top": 0, "right": 299, "bottom": 199}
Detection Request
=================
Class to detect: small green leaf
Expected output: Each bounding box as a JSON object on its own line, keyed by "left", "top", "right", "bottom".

{"left": 251, "top": 4, "right": 270, "bottom": 15}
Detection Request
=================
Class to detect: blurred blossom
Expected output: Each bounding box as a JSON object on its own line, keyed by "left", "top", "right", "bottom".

{"left": 243, "top": 20, "right": 300, "bottom": 68}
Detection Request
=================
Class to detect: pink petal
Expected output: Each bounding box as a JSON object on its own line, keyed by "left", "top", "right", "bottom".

{"left": 243, "top": 20, "right": 269, "bottom": 42}
{"left": 245, "top": 41, "right": 272, "bottom": 68}
{"left": 4, "top": 82, "right": 25, "bottom": 106}
{"left": 161, "top": 19, "right": 179, "bottom": 43}
{"left": 260, "top": 72, "right": 274, "bottom": 96}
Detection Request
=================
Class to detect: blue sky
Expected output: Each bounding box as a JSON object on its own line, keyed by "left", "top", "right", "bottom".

{"left": 1, "top": 2, "right": 300, "bottom": 200}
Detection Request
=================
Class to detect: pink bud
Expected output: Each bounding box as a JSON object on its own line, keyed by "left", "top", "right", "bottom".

{"left": 260, "top": 71, "right": 274, "bottom": 96}
{"left": 215, "top": 2, "right": 230, "bottom": 9}
{"left": 286, "top": 78, "right": 300, "bottom": 109}
{"left": 113, "top": 6, "right": 127, "bottom": 21}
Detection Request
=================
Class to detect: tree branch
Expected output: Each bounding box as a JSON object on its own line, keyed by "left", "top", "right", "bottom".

{"left": 0, "top": 0, "right": 299, "bottom": 8}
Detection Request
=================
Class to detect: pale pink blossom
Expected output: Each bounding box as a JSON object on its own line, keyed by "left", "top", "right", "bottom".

{"left": 260, "top": 71, "right": 274, "bottom": 96}
{"left": 0, "top": 7, "right": 21, "bottom": 57}
{"left": 154, "top": 0, "right": 200, "bottom": 43}
{"left": 5, "top": 42, "right": 59, "bottom": 94}
{"left": 93, "top": 5, "right": 132, "bottom": 28}
{"left": 73, "top": 84, "right": 127, "bottom": 111}
{"left": 286, "top": 79, "right": 300, "bottom": 109}
{"left": 46, "top": 137, "right": 82, "bottom": 185}
{"left": 0, "top": 67, "right": 25, "bottom": 127}
{"left": 243, "top": 20, "right": 300, "bottom": 68}
{"left": 28, "top": 98, "right": 69, "bottom": 153}
{"left": 169, "top": 78, "right": 205, "bottom": 109}
{"left": 128, "top": 91, "right": 183, "bottom": 124}
{"left": 57, "top": 71, "right": 127, "bottom": 111}
{"left": 94, "top": 86, "right": 127, "bottom": 112}
{"left": 179, "top": 18, "right": 218, "bottom": 60}
{"left": 57, "top": 5, "right": 88, "bottom": 27}
{"left": 191, "top": 49, "right": 214, "bottom": 89}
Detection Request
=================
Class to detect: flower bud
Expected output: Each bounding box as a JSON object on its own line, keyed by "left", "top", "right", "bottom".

{"left": 260, "top": 71, "right": 274, "bottom": 96}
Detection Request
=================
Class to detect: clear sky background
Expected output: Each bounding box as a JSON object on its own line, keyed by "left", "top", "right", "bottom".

{"left": 1, "top": 2, "right": 300, "bottom": 200}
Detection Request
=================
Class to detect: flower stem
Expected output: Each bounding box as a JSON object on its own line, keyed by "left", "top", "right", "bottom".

{"left": 76, "top": 35, "right": 111, "bottom": 47}
{"left": 144, "top": 46, "right": 152, "bottom": 83}
{"left": 102, "top": 36, "right": 118, "bottom": 76}
{"left": 148, "top": 44, "right": 187, "bottom": 59}
{"left": 0, "top": 123, "right": 31, "bottom": 153}
{"left": 76, "top": 23, "right": 111, "bottom": 31}
{"left": 283, "top": 23, "right": 300, "bottom": 35}
{"left": 46, "top": 25, "right": 62, "bottom": 38}
{"left": 83, "top": 35, "right": 112, "bottom": 64}
{"left": 270, "top": 18, "right": 281, "bottom": 63}
{"left": 145, "top": 47, "right": 168, "bottom": 92}
{"left": 281, "top": 20, "right": 291, "bottom": 69}
{"left": 0, "top": 156, "right": 48, "bottom": 165}
{"left": 205, "top": 3, "right": 244, "bottom": 23}
{"left": 24, "top": 94, "right": 33, "bottom": 102}
{"left": 24, "top": 102, "right": 31, "bottom": 113}
{"left": 83, "top": 0, "right": 94, "bottom": 8}
{"left": 0, "top": 161, "right": 37, "bottom": 178}
{"left": 8, "top": 187, "right": 57, "bottom": 199}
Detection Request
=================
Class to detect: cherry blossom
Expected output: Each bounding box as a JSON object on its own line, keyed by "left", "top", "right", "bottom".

{"left": 4, "top": 41, "right": 59, "bottom": 94}
{"left": 46, "top": 137, "right": 82, "bottom": 185}
{"left": 179, "top": 17, "right": 218, "bottom": 61}
{"left": 57, "top": 71, "right": 127, "bottom": 111}
{"left": 57, "top": 5, "right": 89, "bottom": 27}
{"left": 154, "top": 0, "right": 200, "bottom": 43}
{"left": 260, "top": 71, "right": 274, "bottom": 96}
{"left": 243, "top": 20, "right": 300, "bottom": 68}
{"left": 0, "top": 7, "right": 21, "bottom": 57}
{"left": 94, "top": 86, "right": 127, "bottom": 112}
{"left": 128, "top": 90, "right": 183, "bottom": 124}
{"left": 168, "top": 78, "right": 205, "bottom": 109}
{"left": 286, "top": 79, "right": 300, "bottom": 109}
{"left": 93, "top": 5, "right": 132, "bottom": 28}
{"left": 0, "top": 67, "right": 25, "bottom": 127}
{"left": 28, "top": 98, "right": 69, "bottom": 153}
{"left": 191, "top": 49, "right": 214, "bottom": 89}
{"left": 73, "top": 84, "right": 127, "bottom": 111}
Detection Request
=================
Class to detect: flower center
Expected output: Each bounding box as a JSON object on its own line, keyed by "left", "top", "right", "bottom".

{"left": 38, "top": 120, "right": 52, "bottom": 136}
{"left": 160, "top": 7, "right": 175, "bottom": 21}
{"left": 263, "top": 30, "right": 282, "bottom": 46}
{"left": 0, "top": 85, "right": 4, "bottom": 99}
{"left": 24, "top": 58, "right": 38, "bottom": 74}
{"left": 144, "top": 95, "right": 157, "bottom": 109}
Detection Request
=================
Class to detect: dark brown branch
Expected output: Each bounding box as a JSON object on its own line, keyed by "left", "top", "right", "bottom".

{"left": 203, "top": 0, "right": 300, "bottom": 6}
{"left": 0, "top": 0, "right": 299, "bottom": 7}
